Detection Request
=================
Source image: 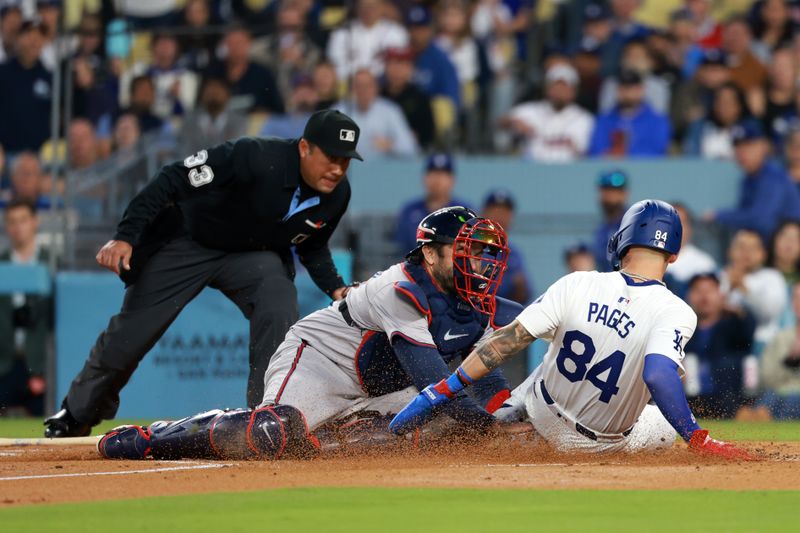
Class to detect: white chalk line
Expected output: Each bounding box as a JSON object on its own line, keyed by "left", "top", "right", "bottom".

{"left": 484, "top": 463, "right": 605, "bottom": 468}
{"left": 0, "top": 462, "right": 233, "bottom": 481}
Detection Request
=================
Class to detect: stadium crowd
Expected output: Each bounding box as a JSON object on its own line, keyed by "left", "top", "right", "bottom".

{"left": 2, "top": 0, "right": 800, "bottom": 422}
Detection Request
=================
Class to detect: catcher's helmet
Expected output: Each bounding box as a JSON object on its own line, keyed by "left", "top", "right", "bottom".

{"left": 407, "top": 206, "right": 509, "bottom": 315}
{"left": 607, "top": 199, "right": 682, "bottom": 270}
{"left": 406, "top": 206, "right": 479, "bottom": 258}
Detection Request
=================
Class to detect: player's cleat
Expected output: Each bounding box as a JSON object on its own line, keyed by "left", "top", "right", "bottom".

{"left": 97, "top": 426, "right": 152, "bottom": 459}
{"left": 688, "top": 429, "right": 756, "bottom": 461}
{"left": 44, "top": 409, "right": 92, "bottom": 438}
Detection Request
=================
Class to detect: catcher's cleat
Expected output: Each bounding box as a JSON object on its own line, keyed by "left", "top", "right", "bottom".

{"left": 44, "top": 408, "right": 92, "bottom": 438}
{"left": 97, "top": 425, "right": 152, "bottom": 459}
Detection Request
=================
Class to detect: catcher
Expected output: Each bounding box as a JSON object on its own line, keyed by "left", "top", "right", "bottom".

{"left": 97, "top": 207, "right": 526, "bottom": 460}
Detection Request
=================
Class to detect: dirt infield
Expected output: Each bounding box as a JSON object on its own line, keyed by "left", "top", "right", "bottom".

{"left": 1, "top": 437, "right": 799, "bottom": 507}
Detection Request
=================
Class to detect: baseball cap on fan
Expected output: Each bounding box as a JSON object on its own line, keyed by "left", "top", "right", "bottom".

{"left": 546, "top": 64, "right": 579, "bottom": 86}
{"left": 302, "top": 109, "right": 363, "bottom": 161}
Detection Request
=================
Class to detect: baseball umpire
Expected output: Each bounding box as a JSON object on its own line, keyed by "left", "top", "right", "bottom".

{"left": 44, "top": 109, "right": 362, "bottom": 438}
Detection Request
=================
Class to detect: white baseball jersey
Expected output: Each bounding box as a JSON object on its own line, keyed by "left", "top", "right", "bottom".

{"left": 516, "top": 271, "right": 697, "bottom": 435}
{"left": 509, "top": 101, "right": 594, "bottom": 162}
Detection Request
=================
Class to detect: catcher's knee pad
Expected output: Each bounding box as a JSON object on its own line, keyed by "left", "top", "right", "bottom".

{"left": 209, "top": 407, "right": 288, "bottom": 460}
{"left": 271, "top": 404, "right": 320, "bottom": 459}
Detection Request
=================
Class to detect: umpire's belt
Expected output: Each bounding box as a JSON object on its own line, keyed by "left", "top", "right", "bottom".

{"left": 538, "top": 380, "right": 633, "bottom": 443}
{"left": 339, "top": 300, "right": 357, "bottom": 327}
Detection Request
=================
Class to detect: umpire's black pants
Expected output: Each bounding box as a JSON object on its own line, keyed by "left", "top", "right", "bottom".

{"left": 63, "top": 235, "right": 298, "bottom": 425}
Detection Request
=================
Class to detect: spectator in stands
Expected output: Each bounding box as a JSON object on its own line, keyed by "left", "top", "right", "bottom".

{"left": 471, "top": 0, "right": 519, "bottom": 149}
{"left": 253, "top": 1, "right": 321, "bottom": 105}
{"left": 483, "top": 0, "right": 533, "bottom": 64}
{"left": 670, "top": 48, "right": 731, "bottom": 143}
{"left": 0, "top": 199, "right": 52, "bottom": 415}
{"left": 758, "top": 281, "right": 800, "bottom": 419}
{"left": 0, "top": 19, "right": 51, "bottom": 154}
{"left": 0, "top": 198, "right": 50, "bottom": 416}
{"left": 481, "top": 189, "right": 532, "bottom": 304}
{"left": 686, "top": 0, "right": 722, "bottom": 50}
{"left": 407, "top": 6, "right": 461, "bottom": 109}
{"left": 602, "top": 0, "right": 652, "bottom": 76}
{"left": 768, "top": 220, "right": 800, "bottom": 328}
{"left": 752, "top": 0, "right": 795, "bottom": 61}
{"left": 178, "top": 75, "right": 247, "bottom": 156}
{"left": 67, "top": 119, "right": 101, "bottom": 171}
{"left": 499, "top": 63, "right": 594, "bottom": 162}
{"left": 334, "top": 69, "right": 417, "bottom": 159}
{"left": 435, "top": 0, "right": 479, "bottom": 92}
{"left": 0, "top": 2, "right": 22, "bottom": 63}
{"left": 225, "top": 0, "right": 279, "bottom": 29}
{"left": 120, "top": 33, "right": 199, "bottom": 119}
{"left": 576, "top": 3, "right": 612, "bottom": 59}
{"left": 572, "top": 4, "right": 612, "bottom": 113}
{"left": 588, "top": 69, "right": 671, "bottom": 157}
{"left": 590, "top": 169, "right": 628, "bottom": 272}
{"left": 705, "top": 120, "right": 800, "bottom": 243}
{"left": 382, "top": 47, "right": 435, "bottom": 150}
{"left": 683, "top": 82, "right": 747, "bottom": 159}
{"left": 177, "top": 0, "right": 218, "bottom": 71}
{"left": 110, "top": 111, "right": 150, "bottom": 203}
{"left": 112, "top": 112, "right": 141, "bottom": 154}
{"left": 71, "top": 14, "right": 119, "bottom": 126}
{"left": 312, "top": 61, "right": 339, "bottom": 111}
{"left": 113, "top": 0, "right": 179, "bottom": 29}
{"left": 326, "top": 0, "right": 408, "bottom": 80}
{"left": 758, "top": 47, "right": 796, "bottom": 143}
{"left": 1, "top": 198, "right": 48, "bottom": 262}
{"left": 123, "top": 75, "right": 166, "bottom": 135}
{"left": 394, "top": 153, "right": 472, "bottom": 253}
{"left": 769, "top": 220, "right": 800, "bottom": 286}
{"left": 720, "top": 228, "right": 788, "bottom": 351}
{"left": 667, "top": 202, "right": 717, "bottom": 282}
{"left": 6, "top": 152, "right": 50, "bottom": 209}
{"left": 36, "top": 0, "right": 69, "bottom": 72}
{"left": 722, "top": 15, "right": 768, "bottom": 95}
{"left": 662, "top": 9, "right": 704, "bottom": 80}
{"left": 209, "top": 25, "right": 284, "bottom": 114}
{"left": 684, "top": 272, "right": 755, "bottom": 419}
{"left": 564, "top": 243, "right": 596, "bottom": 273}
{"left": 260, "top": 74, "right": 318, "bottom": 139}
{"left": 598, "top": 39, "right": 671, "bottom": 115}
{"left": 784, "top": 127, "right": 800, "bottom": 187}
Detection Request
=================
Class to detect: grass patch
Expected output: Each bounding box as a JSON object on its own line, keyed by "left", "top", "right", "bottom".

{"left": 0, "top": 418, "right": 152, "bottom": 438}
{"left": 697, "top": 419, "right": 800, "bottom": 441}
{"left": 1, "top": 488, "right": 797, "bottom": 532}
{"left": 3, "top": 417, "right": 800, "bottom": 440}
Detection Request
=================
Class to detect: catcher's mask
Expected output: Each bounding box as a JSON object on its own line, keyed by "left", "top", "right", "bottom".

{"left": 452, "top": 218, "right": 509, "bottom": 316}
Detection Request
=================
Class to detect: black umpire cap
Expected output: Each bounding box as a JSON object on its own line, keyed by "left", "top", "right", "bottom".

{"left": 303, "top": 109, "right": 363, "bottom": 161}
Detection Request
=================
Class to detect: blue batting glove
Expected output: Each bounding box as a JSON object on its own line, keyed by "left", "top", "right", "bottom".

{"left": 389, "top": 367, "right": 474, "bottom": 435}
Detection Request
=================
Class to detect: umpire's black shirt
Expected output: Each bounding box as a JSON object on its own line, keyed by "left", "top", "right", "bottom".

{"left": 113, "top": 137, "right": 350, "bottom": 295}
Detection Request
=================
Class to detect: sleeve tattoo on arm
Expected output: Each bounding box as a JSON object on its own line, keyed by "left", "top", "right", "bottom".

{"left": 474, "top": 320, "right": 535, "bottom": 371}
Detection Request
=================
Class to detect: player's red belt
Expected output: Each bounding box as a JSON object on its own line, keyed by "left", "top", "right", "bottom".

{"left": 538, "top": 380, "right": 634, "bottom": 442}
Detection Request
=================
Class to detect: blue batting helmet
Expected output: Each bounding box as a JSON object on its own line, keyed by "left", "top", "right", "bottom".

{"left": 607, "top": 199, "right": 682, "bottom": 270}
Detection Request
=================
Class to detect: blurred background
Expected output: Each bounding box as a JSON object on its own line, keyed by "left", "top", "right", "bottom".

{"left": 2, "top": 0, "right": 800, "bottom": 422}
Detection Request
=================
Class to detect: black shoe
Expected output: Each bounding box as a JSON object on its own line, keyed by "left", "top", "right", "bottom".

{"left": 44, "top": 409, "right": 92, "bottom": 438}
